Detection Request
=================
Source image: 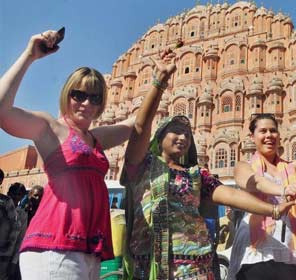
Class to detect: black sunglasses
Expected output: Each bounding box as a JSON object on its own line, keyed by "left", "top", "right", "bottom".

{"left": 70, "top": 90, "right": 102, "bottom": 106}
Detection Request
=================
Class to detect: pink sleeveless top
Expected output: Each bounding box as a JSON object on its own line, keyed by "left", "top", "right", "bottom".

{"left": 20, "top": 125, "right": 114, "bottom": 260}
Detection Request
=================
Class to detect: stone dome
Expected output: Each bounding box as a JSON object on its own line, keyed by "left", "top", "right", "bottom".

{"left": 204, "top": 46, "right": 219, "bottom": 59}
{"left": 199, "top": 91, "right": 213, "bottom": 104}
{"left": 104, "top": 108, "right": 115, "bottom": 123}
{"left": 270, "top": 77, "right": 284, "bottom": 87}
{"left": 124, "top": 70, "right": 137, "bottom": 78}
{"left": 228, "top": 1, "right": 254, "bottom": 12}
{"left": 147, "top": 23, "right": 165, "bottom": 35}
{"left": 117, "top": 104, "right": 128, "bottom": 120}
{"left": 267, "top": 10, "right": 275, "bottom": 17}
{"left": 196, "top": 143, "right": 206, "bottom": 155}
{"left": 248, "top": 77, "right": 263, "bottom": 96}
{"left": 158, "top": 100, "right": 169, "bottom": 113}
{"left": 221, "top": 2, "right": 229, "bottom": 9}
{"left": 243, "top": 137, "right": 256, "bottom": 151}
{"left": 284, "top": 16, "right": 293, "bottom": 25}
{"left": 254, "top": 6, "right": 268, "bottom": 17}
{"left": 188, "top": 5, "right": 206, "bottom": 15}
{"left": 110, "top": 78, "right": 123, "bottom": 87}
{"left": 288, "top": 73, "right": 296, "bottom": 85}
{"left": 267, "top": 77, "right": 284, "bottom": 92}
{"left": 274, "top": 12, "right": 286, "bottom": 22}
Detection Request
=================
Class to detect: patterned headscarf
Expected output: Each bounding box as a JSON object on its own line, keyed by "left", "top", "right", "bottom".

{"left": 149, "top": 115, "right": 198, "bottom": 168}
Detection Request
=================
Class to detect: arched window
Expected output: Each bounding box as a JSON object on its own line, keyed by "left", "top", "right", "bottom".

{"left": 173, "top": 102, "right": 187, "bottom": 116}
{"left": 232, "top": 15, "right": 241, "bottom": 27}
{"left": 141, "top": 67, "right": 152, "bottom": 85}
{"left": 216, "top": 98, "right": 219, "bottom": 114}
{"left": 215, "top": 148, "right": 228, "bottom": 168}
{"left": 230, "top": 148, "right": 236, "bottom": 167}
{"left": 240, "top": 46, "right": 247, "bottom": 64}
{"left": 222, "top": 96, "right": 233, "bottom": 112}
{"left": 182, "top": 54, "right": 195, "bottom": 75}
{"left": 200, "top": 21, "right": 205, "bottom": 38}
{"left": 227, "top": 45, "right": 237, "bottom": 66}
{"left": 292, "top": 142, "right": 296, "bottom": 160}
{"left": 235, "top": 95, "right": 241, "bottom": 111}
{"left": 188, "top": 100, "right": 194, "bottom": 119}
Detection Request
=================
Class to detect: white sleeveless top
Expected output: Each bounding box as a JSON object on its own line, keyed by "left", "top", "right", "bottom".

{"left": 227, "top": 173, "right": 296, "bottom": 280}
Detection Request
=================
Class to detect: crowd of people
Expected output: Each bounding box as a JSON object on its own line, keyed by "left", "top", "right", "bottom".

{"left": 0, "top": 28, "right": 296, "bottom": 280}
{"left": 0, "top": 171, "right": 44, "bottom": 280}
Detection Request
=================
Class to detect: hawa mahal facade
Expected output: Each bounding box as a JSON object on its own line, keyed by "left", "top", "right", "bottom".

{"left": 2, "top": 1, "right": 296, "bottom": 192}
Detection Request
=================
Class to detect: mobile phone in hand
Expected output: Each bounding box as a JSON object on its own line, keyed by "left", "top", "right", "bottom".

{"left": 40, "top": 27, "right": 65, "bottom": 53}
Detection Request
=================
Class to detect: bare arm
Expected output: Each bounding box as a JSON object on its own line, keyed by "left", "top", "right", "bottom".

{"left": 212, "top": 184, "right": 296, "bottom": 216}
{"left": 0, "top": 30, "right": 60, "bottom": 141}
{"left": 125, "top": 51, "right": 176, "bottom": 164}
{"left": 234, "top": 161, "right": 296, "bottom": 196}
{"left": 91, "top": 116, "right": 136, "bottom": 150}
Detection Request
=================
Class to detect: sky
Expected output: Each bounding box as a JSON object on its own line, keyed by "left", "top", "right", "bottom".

{"left": 0, "top": 0, "right": 296, "bottom": 156}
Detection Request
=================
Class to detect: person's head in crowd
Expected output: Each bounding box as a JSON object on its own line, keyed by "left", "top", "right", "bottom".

{"left": 29, "top": 185, "right": 44, "bottom": 210}
{"left": 111, "top": 197, "right": 118, "bottom": 209}
{"left": 7, "top": 182, "right": 27, "bottom": 207}
{"left": 0, "top": 168, "right": 4, "bottom": 185}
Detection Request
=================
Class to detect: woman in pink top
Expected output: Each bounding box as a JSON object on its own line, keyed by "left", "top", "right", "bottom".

{"left": 0, "top": 29, "right": 135, "bottom": 279}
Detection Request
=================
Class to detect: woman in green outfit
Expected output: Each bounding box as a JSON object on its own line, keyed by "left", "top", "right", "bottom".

{"left": 120, "top": 50, "right": 296, "bottom": 280}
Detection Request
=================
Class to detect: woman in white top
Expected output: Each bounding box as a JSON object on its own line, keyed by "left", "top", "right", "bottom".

{"left": 228, "top": 113, "right": 296, "bottom": 280}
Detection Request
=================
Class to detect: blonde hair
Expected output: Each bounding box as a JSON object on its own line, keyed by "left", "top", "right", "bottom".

{"left": 59, "top": 67, "right": 107, "bottom": 119}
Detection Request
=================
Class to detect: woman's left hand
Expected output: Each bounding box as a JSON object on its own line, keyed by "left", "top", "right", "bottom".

{"left": 284, "top": 184, "right": 296, "bottom": 198}
{"left": 149, "top": 49, "right": 177, "bottom": 82}
{"left": 278, "top": 199, "right": 296, "bottom": 217}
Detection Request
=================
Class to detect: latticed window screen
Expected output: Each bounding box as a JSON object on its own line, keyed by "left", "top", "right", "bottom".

{"left": 235, "top": 95, "right": 241, "bottom": 111}
{"left": 230, "top": 148, "right": 236, "bottom": 167}
{"left": 215, "top": 148, "right": 228, "bottom": 168}
{"left": 188, "top": 100, "right": 194, "bottom": 118}
{"left": 292, "top": 142, "right": 296, "bottom": 160}
{"left": 232, "top": 15, "right": 241, "bottom": 27}
{"left": 173, "top": 102, "right": 187, "bottom": 116}
{"left": 216, "top": 99, "right": 219, "bottom": 114}
{"left": 142, "top": 68, "right": 151, "bottom": 85}
{"left": 222, "top": 96, "right": 233, "bottom": 112}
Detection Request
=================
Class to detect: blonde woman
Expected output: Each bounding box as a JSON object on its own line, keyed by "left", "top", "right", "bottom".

{"left": 0, "top": 29, "right": 134, "bottom": 280}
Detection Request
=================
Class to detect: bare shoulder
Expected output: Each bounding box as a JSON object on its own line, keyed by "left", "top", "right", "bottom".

{"left": 34, "top": 116, "right": 69, "bottom": 160}
{"left": 235, "top": 161, "right": 250, "bottom": 168}
{"left": 90, "top": 117, "right": 135, "bottom": 150}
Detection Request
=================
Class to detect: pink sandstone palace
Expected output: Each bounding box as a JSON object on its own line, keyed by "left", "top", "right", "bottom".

{"left": 1, "top": 1, "right": 296, "bottom": 192}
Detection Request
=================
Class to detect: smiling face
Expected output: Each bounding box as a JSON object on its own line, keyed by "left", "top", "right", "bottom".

{"left": 160, "top": 122, "right": 192, "bottom": 161}
{"left": 251, "top": 118, "right": 280, "bottom": 158}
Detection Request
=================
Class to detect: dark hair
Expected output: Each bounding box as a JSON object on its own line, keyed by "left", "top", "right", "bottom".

{"left": 154, "top": 115, "right": 197, "bottom": 167}
{"left": 8, "top": 182, "right": 27, "bottom": 197}
{"left": 0, "top": 168, "right": 4, "bottom": 183}
{"left": 157, "top": 116, "right": 191, "bottom": 144}
{"left": 29, "top": 185, "right": 44, "bottom": 196}
{"left": 249, "top": 113, "right": 278, "bottom": 134}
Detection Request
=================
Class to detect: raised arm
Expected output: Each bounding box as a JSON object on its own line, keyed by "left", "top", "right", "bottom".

{"left": 125, "top": 50, "right": 176, "bottom": 164}
{"left": 0, "top": 30, "right": 60, "bottom": 140}
{"left": 211, "top": 184, "right": 296, "bottom": 218}
{"left": 91, "top": 116, "right": 136, "bottom": 150}
{"left": 234, "top": 161, "right": 296, "bottom": 197}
